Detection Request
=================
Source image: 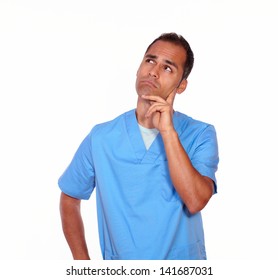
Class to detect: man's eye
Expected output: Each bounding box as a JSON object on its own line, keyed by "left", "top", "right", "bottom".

{"left": 164, "top": 66, "right": 172, "bottom": 72}
{"left": 146, "top": 59, "right": 155, "bottom": 64}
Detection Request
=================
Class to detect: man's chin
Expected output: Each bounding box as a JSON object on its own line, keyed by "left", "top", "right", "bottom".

{"left": 138, "top": 89, "right": 156, "bottom": 97}
{"left": 137, "top": 83, "right": 157, "bottom": 94}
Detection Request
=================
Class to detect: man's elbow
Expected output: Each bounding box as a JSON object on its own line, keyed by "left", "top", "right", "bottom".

{"left": 186, "top": 196, "right": 211, "bottom": 215}
{"left": 187, "top": 179, "right": 214, "bottom": 214}
{"left": 187, "top": 204, "right": 204, "bottom": 215}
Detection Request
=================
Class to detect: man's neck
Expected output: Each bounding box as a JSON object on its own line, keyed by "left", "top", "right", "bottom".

{"left": 135, "top": 97, "right": 155, "bottom": 129}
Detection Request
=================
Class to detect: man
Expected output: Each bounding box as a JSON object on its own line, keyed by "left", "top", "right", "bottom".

{"left": 59, "top": 32, "right": 219, "bottom": 260}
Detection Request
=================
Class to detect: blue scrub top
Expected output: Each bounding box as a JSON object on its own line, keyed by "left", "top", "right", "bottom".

{"left": 58, "top": 109, "right": 219, "bottom": 260}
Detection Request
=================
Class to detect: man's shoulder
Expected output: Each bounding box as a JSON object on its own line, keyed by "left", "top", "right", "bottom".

{"left": 90, "top": 109, "right": 135, "bottom": 135}
{"left": 174, "top": 111, "right": 214, "bottom": 131}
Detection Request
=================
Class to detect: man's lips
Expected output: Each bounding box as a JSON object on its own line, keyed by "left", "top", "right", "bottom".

{"left": 140, "top": 79, "right": 158, "bottom": 89}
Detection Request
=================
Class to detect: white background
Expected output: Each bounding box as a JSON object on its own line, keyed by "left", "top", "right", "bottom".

{"left": 0, "top": 0, "right": 277, "bottom": 261}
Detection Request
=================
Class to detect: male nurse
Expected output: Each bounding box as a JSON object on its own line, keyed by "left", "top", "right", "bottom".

{"left": 59, "top": 32, "right": 219, "bottom": 260}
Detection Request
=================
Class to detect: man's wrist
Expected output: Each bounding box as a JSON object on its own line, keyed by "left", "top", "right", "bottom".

{"left": 160, "top": 127, "right": 178, "bottom": 139}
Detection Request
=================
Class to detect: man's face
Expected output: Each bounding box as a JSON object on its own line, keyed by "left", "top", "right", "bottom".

{"left": 136, "top": 40, "right": 187, "bottom": 100}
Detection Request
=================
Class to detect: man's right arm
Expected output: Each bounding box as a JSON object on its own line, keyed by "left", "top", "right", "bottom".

{"left": 59, "top": 192, "right": 90, "bottom": 260}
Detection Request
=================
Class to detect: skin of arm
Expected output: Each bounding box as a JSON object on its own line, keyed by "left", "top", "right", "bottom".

{"left": 60, "top": 192, "right": 90, "bottom": 259}
{"left": 142, "top": 93, "right": 214, "bottom": 214}
{"left": 160, "top": 129, "right": 214, "bottom": 214}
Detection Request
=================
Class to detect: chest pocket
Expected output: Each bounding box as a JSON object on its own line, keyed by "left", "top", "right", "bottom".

{"left": 159, "top": 159, "right": 181, "bottom": 202}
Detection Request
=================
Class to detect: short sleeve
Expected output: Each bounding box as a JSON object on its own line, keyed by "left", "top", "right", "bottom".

{"left": 58, "top": 131, "right": 95, "bottom": 200}
{"left": 191, "top": 125, "right": 219, "bottom": 193}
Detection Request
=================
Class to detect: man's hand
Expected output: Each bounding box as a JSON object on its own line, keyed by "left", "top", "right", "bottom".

{"left": 142, "top": 90, "right": 176, "bottom": 134}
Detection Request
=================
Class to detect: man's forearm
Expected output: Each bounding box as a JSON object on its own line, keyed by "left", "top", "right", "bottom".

{"left": 161, "top": 130, "right": 214, "bottom": 214}
{"left": 60, "top": 192, "right": 90, "bottom": 260}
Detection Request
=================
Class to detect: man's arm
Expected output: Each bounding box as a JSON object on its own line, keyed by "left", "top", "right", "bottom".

{"left": 142, "top": 93, "right": 214, "bottom": 214}
{"left": 161, "top": 130, "right": 214, "bottom": 214}
{"left": 60, "top": 192, "right": 90, "bottom": 260}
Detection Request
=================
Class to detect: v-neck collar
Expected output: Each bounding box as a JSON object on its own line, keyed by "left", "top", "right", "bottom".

{"left": 125, "top": 109, "right": 166, "bottom": 163}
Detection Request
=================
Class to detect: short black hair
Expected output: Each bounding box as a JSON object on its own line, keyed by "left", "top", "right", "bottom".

{"left": 146, "top": 32, "right": 194, "bottom": 80}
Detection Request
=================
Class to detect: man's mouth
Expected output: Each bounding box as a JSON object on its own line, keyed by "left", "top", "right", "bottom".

{"left": 141, "top": 79, "right": 158, "bottom": 89}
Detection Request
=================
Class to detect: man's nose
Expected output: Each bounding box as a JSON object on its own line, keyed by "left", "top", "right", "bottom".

{"left": 149, "top": 65, "right": 159, "bottom": 78}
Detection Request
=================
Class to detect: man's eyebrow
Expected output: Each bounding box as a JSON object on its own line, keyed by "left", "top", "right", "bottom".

{"left": 145, "top": 54, "right": 178, "bottom": 70}
{"left": 145, "top": 54, "right": 157, "bottom": 60}
{"left": 164, "top": 59, "right": 178, "bottom": 70}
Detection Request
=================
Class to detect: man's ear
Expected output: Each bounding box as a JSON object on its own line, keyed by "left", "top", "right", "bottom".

{"left": 176, "top": 79, "right": 188, "bottom": 94}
